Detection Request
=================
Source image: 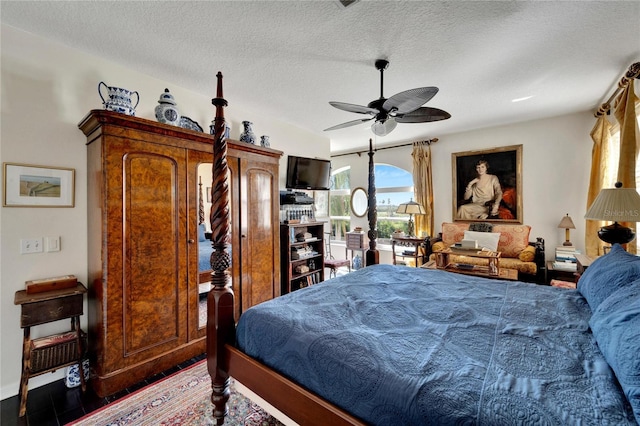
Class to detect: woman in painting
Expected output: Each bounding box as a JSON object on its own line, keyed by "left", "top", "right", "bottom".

{"left": 456, "top": 160, "right": 503, "bottom": 220}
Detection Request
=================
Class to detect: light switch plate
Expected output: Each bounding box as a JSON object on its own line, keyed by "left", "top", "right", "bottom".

{"left": 20, "top": 238, "right": 43, "bottom": 254}
{"left": 46, "top": 236, "right": 61, "bottom": 252}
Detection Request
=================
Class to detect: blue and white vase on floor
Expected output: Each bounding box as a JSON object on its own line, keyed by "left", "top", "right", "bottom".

{"left": 65, "top": 359, "right": 90, "bottom": 388}
{"left": 353, "top": 254, "right": 363, "bottom": 270}
{"left": 239, "top": 121, "right": 256, "bottom": 144}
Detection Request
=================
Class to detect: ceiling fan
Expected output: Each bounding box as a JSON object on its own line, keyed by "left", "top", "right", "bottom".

{"left": 324, "top": 59, "right": 451, "bottom": 136}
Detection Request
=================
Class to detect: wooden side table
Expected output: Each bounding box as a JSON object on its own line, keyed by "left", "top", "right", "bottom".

{"left": 345, "top": 231, "right": 366, "bottom": 268}
{"left": 574, "top": 253, "right": 595, "bottom": 276}
{"left": 391, "top": 236, "right": 428, "bottom": 267}
{"left": 14, "top": 283, "right": 87, "bottom": 417}
{"left": 546, "top": 261, "right": 577, "bottom": 284}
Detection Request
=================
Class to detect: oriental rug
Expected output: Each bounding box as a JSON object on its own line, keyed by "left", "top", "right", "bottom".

{"left": 67, "top": 360, "right": 284, "bottom": 426}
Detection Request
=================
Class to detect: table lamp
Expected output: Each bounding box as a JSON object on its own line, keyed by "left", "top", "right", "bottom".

{"left": 557, "top": 214, "right": 576, "bottom": 246}
{"left": 396, "top": 199, "right": 426, "bottom": 237}
{"left": 584, "top": 182, "right": 640, "bottom": 245}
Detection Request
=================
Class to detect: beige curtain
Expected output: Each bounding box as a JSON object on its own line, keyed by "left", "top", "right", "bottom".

{"left": 614, "top": 79, "right": 639, "bottom": 254}
{"left": 585, "top": 116, "right": 611, "bottom": 257}
{"left": 412, "top": 142, "right": 434, "bottom": 238}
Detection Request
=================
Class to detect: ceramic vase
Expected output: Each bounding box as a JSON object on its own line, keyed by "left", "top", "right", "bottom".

{"left": 155, "top": 88, "right": 180, "bottom": 126}
{"left": 239, "top": 121, "right": 256, "bottom": 144}
{"left": 353, "top": 254, "right": 363, "bottom": 270}
{"left": 210, "top": 121, "right": 231, "bottom": 139}
{"left": 260, "top": 135, "right": 270, "bottom": 147}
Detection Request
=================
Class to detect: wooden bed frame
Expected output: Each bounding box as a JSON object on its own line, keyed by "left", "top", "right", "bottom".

{"left": 206, "top": 73, "right": 376, "bottom": 425}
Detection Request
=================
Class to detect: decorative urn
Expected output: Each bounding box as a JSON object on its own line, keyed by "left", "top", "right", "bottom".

{"left": 155, "top": 88, "right": 180, "bottom": 126}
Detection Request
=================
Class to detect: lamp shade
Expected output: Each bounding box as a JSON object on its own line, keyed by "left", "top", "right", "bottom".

{"left": 584, "top": 183, "right": 640, "bottom": 222}
{"left": 584, "top": 182, "right": 640, "bottom": 245}
{"left": 372, "top": 118, "right": 397, "bottom": 136}
{"left": 557, "top": 214, "right": 575, "bottom": 229}
{"left": 396, "top": 199, "right": 426, "bottom": 215}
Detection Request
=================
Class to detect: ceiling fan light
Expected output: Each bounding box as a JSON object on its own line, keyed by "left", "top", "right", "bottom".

{"left": 372, "top": 118, "right": 397, "bottom": 136}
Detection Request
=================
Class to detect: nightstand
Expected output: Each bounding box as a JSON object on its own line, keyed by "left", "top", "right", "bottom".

{"left": 546, "top": 260, "right": 577, "bottom": 284}
{"left": 14, "top": 283, "right": 87, "bottom": 417}
{"left": 574, "top": 253, "right": 595, "bottom": 274}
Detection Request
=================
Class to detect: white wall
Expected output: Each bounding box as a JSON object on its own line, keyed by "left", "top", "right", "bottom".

{"left": 331, "top": 111, "right": 595, "bottom": 264}
{"left": 0, "top": 24, "right": 329, "bottom": 399}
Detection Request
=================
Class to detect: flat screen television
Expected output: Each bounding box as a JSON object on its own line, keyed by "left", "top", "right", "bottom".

{"left": 285, "top": 155, "right": 331, "bottom": 190}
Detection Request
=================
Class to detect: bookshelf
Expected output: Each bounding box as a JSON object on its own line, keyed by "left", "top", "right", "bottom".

{"left": 280, "top": 222, "right": 326, "bottom": 294}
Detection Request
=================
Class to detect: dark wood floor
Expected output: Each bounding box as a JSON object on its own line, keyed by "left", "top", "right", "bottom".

{"left": 0, "top": 353, "right": 206, "bottom": 426}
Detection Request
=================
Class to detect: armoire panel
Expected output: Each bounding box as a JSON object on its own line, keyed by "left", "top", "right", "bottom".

{"left": 123, "top": 152, "right": 181, "bottom": 353}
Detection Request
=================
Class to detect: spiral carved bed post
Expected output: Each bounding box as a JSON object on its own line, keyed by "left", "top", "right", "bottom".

{"left": 365, "top": 138, "right": 379, "bottom": 266}
{"left": 206, "top": 72, "right": 235, "bottom": 425}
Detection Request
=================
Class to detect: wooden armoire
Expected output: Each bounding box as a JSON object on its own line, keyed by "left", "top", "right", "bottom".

{"left": 79, "top": 110, "right": 281, "bottom": 397}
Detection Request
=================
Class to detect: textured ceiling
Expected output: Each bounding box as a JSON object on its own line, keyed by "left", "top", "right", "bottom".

{"left": 2, "top": 1, "right": 639, "bottom": 153}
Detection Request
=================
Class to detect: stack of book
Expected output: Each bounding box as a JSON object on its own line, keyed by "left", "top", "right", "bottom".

{"left": 553, "top": 246, "right": 580, "bottom": 272}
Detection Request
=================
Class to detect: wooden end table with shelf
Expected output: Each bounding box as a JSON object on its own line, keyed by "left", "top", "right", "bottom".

{"left": 391, "top": 236, "right": 428, "bottom": 267}
{"left": 345, "top": 231, "right": 366, "bottom": 268}
{"left": 14, "top": 283, "right": 87, "bottom": 417}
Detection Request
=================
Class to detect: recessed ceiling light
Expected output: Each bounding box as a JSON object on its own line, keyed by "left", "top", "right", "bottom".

{"left": 512, "top": 96, "right": 534, "bottom": 103}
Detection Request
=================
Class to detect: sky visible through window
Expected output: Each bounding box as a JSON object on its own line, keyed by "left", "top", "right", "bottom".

{"left": 375, "top": 164, "right": 414, "bottom": 206}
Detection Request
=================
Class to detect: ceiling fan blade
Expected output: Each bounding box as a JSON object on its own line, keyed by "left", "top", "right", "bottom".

{"left": 329, "top": 101, "right": 379, "bottom": 115}
{"left": 394, "top": 107, "right": 451, "bottom": 123}
{"left": 324, "top": 117, "right": 373, "bottom": 131}
{"left": 383, "top": 87, "right": 439, "bottom": 115}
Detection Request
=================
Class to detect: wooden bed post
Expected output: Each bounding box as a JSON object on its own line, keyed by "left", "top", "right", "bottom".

{"left": 207, "top": 71, "right": 235, "bottom": 425}
{"left": 365, "top": 138, "right": 379, "bottom": 266}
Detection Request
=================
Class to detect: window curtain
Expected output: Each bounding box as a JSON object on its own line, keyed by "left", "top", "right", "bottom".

{"left": 411, "top": 141, "right": 434, "bottom": 238}
{"left": 613, "top": 79, "right": 639, "bottom": 254}
{"left": 585, "top": 116, "right": 611, "bottom": 257}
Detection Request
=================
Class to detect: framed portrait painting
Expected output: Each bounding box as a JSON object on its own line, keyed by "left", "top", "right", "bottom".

{"left": 3, "top": 163, "right": 75, "bottom": 207}
{"left": 452, "top": 145, "right": 522, "bottom": 223}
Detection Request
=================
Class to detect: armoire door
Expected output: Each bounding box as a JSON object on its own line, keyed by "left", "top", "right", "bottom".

{"left": 104, "top": 138, "right": 189, "bottom": 372}
{"left": 238, "top": 155, "right": 281, "bottom": 311}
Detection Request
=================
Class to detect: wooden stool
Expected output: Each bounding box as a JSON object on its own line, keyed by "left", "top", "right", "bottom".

{"left": 325, "top": 258, "right": 351, "bottom": 278}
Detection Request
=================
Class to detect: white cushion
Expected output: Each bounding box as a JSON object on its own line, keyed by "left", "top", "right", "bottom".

{"left": 463, "top": 230, "right": 501, "bottom": 252}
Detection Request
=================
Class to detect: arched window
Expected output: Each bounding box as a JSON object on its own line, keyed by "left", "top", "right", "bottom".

{"left": 375, "top": 164, "right": 414, "bottom": 244}
{"left": 328, "top": 166, "right": 350, "bottom": 240}
{"left": 328, "top": 164, "right": 414, "bottom": 244}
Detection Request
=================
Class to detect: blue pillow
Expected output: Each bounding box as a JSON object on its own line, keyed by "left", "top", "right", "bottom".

{"left": 589, "top": 280, "right": 640, "bottom": 424}
{"left": 577, "top": 244, "right": 640, "bottom": 311}
{"left": 198, "top": 223, "right": 207, "bottom": 242}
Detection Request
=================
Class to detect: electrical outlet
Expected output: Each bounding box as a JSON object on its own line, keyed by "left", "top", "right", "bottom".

{"left": 20, "top": 238, "right": 43, "bottom": 254}
{"left": 46, "top": 236, "right": 61, "bottom": 252}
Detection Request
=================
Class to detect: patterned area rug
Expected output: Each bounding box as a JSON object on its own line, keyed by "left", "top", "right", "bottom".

{"left": 68, "top": 360, "right": 284, "bottom": 425}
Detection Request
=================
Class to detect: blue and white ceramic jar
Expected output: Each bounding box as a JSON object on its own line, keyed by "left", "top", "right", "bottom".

{"left": 353, "top": 254, "right": 363, "bottom": 270}
{"left": 260, "top": 135, "right": 270, "bottom": 147}
{"left": 239, "top": 121, "right": 256, "bottom": 144}
{"left": 155, "top": 88, "right": 180, "bottom": 126}
{"left": 210, "top": 121, "right": 231, "bottom": 139}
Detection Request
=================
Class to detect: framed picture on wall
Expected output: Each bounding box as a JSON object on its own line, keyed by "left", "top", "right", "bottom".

{"left": 3, "top": 163, "right": 75, "bottom": 207}
{"left": 452, "top": 145, "right": 522, "bottom": 223}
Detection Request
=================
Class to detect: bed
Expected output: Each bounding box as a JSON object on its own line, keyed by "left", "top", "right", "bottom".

{"left": 205, "top": 73, "right": 640, "bottom": 425}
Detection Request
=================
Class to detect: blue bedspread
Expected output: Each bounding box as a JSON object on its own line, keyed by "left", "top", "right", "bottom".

{"left": 199, "top": 240, "right": 211, "bottom": 272}
{"left": 237, "top": 264, "right": 636, "bottom": 425}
